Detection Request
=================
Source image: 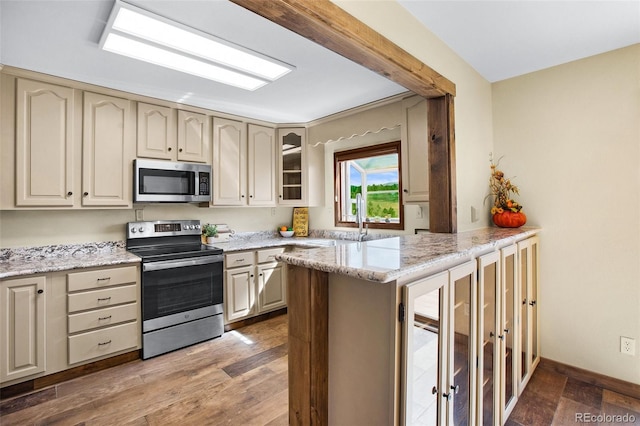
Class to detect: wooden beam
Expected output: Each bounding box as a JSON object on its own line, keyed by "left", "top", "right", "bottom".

{"left": 230, "top": 0, "right": 456, "bottom": 98}
{"left": 287, "top": 265, "right": 328, "bottom": 425}
{"left": 428, "top": 94, "right": 457, "bottom": 233}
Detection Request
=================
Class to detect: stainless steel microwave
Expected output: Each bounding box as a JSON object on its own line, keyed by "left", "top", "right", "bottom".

{"left": 133, "top": 159, "right": 211, "bottom": 203}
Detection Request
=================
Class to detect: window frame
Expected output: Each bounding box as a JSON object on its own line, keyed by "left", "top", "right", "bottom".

{"left": 333, "top": 141, "right": 404, "bottom": 230}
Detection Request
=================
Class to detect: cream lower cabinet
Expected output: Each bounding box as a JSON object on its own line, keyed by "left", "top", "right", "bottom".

{"left": 403, "top": 236, "right": 539, "bottom": 426}
{"left": 67, "top": 265, "right": 140, "bottom": 365}
{"left": 0, "top": 264, "right": 141, "bottom": 387}
{"left": 402, "top": 260, "right": 477, "bottom": 425}
{"left": 224, "top": 248, "right": 286, "bottom": 324}
{"left": 0, "top": 276, "right": 46, "bottom": 382}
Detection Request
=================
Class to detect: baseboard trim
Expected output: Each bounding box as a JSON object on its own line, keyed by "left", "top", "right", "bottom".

{"left": 224, "top": 308, "right": 287, "bottom": 332}
{"left": 539, "top": 357, "right": 640, "bottom": 399}
{"left": 0, "top": 350, "right": 140, "bottom": 400}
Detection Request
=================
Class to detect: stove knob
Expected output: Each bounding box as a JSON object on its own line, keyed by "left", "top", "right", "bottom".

{"left": 185, "top": 225, "right": 192, "bottom": 230}
{"left": 195, "top": 224, "right": 201, "bottom": 230}
{"left": 138, "top": 226, "right": 145, "bottom": 233}
{"left": 130, "top": 227, "right": 137, "bottom": 233}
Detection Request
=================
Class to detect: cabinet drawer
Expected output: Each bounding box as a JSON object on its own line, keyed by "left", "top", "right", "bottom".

{"left": 225, "top": 251, "right": 253, "bottom": 268}
{"left": 257, "top": 247, "right": 285, "bottom": 264}
{"left": 68, "top": 285, "right": 137, "bottom": 313}
{"left": 68, "top": 266, "right": 138, "bottom": 292}
{"left": 68, "top": 303, "right": 138, "bottom": 334}
{"left": 68, "top": 321, "right": 138, "bottom": 365}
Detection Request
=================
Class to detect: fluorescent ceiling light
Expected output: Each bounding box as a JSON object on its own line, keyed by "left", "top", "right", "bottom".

{"left": 100, "top": 0, "right": 294, "bottom": 90}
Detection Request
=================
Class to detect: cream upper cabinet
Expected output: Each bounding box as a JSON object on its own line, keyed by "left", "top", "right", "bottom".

{"left": 82, "top": 92, "right": 134, "bottom": 207}
{"left": 177, "top": 110, "right": 210, "bottom": 163}
{"left": 277, "top": 127, "right": 306, "bottom": 205}
{"left": 401, "top": 96, "right": 429, "bottom": 204}
{"left": 247, "top": 124, "right": 276, "bottom": 206}
{"left": 0, "top": 276, "right": 46, "bottom": 383}
{"left": 136, "top": 102, "right": 176, "bottom": 161}
{"left": 212, "top": 117, "right": 246, "bottom": 206}
{"left": 15, "top": 78, "right": 76, "bottom": 207}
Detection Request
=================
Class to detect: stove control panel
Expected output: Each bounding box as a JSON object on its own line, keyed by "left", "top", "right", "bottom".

{"left": 127, "top": 220, "right": 201, "bottom": 239}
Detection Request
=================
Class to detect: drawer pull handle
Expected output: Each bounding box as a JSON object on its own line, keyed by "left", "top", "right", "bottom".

{"left": 97, "top": 297, "right": 112, "bottom": 302}
{"left": 98, "top": 340, "right": 112, "bottom": 346}
{"left": 235, "top": 258, "right": 245, "bottom": 262}
{"left": 97, "top": 277, "right": 111, "bottom": 282}
{"left": 98, "top": 315, "right": 112, "bottom": 321}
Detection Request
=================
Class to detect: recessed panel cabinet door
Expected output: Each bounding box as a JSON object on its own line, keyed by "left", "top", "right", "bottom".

{"left": 212, "top": 118, "right": 246, "bottom": 206}
{"left": 177, "top": 110, "right": 209, "bottom": 163}
{"left": 137, "top": 102, "right": 176, "bottom": 161}
{"left": 82, "top": 92, "right": 134, "bottom": 207}
{"left": 248, "top": 124, "right": 276, "bottom": 206}
{"left": 225, "top": 266, "right": 255, "bottom": 322}
{"left": 401, "top": 96, "right": 429, "bottom": 204}
{"left": 257, "top": 262, "right": 286, "bottom": 312}
{"left": 15, "top": 79, "right": 75, "bottom": 206}
{"left": 0, "top": 276, "right": 46, "bottom": 383}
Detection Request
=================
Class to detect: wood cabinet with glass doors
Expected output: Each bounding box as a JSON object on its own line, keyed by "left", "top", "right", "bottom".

{"left": 277, "top": 128, "right": 306, "bottom": 205}
{"left": 403, "top": 260, "right": 477, "bottom": 425}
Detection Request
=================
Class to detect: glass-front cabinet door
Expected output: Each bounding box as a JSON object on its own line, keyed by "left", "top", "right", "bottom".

{"left": 517, "top": 236, "right": 540, "bottom": 392}
{"left": 501, "top": 245, "right": 519, "bottom": 421}
{"left": 402, "top": 260, "right": 477, "bottom": 426}
{"left": 277, "top": 128, "right": 306, "bottom": 205}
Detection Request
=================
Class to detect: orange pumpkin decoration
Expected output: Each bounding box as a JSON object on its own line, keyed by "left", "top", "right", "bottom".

{"left": 492, "top": 210, "right": 527, "bottom": 228}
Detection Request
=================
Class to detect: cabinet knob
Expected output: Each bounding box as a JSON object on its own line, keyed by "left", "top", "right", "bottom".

{"left": 250, "top": 195, "right": 253, "bottom": 198}
{"left": 83, "top": 192, "right": 89, "bottom": 196}
{"left": 442, "top": 392, "right": 453, "bottom": 401}
{"left": 529, "top": 300, "right": 537, "bottom": 306}
{"left": 67, "top": 191, "right": 73, "bottom": 196}
{"left": 403, "top": 189, "right": 408, "bottom": 193}
{"left": 241, "top": 195, "right": 245, "bottom": 198}
{"left": 37, "top": 289, "right": 44, "bottom": 294}
{"left": 450, "top": 385, "right": 459, "bottom": 394}
{"left": 168, "top": 147, "right": 172, "bottom": 152}
{"left": 179, "top": 148, "right": 183, "bottom": 152}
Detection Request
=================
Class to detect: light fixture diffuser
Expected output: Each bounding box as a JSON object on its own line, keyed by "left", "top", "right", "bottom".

{"left": 99, "top": 0, "right": 294, "bottom": 90}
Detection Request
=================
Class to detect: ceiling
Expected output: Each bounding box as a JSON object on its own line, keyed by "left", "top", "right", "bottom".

{"left": 1, "top": 1, "right": 638, "bottom": 123}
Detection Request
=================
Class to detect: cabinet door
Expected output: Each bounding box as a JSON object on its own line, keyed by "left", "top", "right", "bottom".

{"left": 277, "top": 128, "right": 306, "bottom": 205}
{"left": 257, "top": 262, "right": 286, "bottom": 313}
{"left": 0, "top": 276, "right": 46, "bottom": 382}
{"left": 501, "top": 245, "right": 519, "bottom": 422}
{"left": 402, "top": 271, "right": 449, "bottom": 425}
{"left": 446, "top": 261, "right": 478, "bottom": 426}
{"left": 15, "top": 79, "right": 75, "bottom": 206}
{"left": 137, "top": 102, "right": 176, "bottom": 160}
{"left": 401, "top": 96, "right": 429, "bottom": 204}
{"left": 82, "top": 92, "right": 134, "bottom": 207}
{"left": 477, "top": 251, "right": 500, "bottom": 426}
{"left": 212, "top": 118, "right": 246, "bottom": 206}
{"left": 177, "top": 110, "right": 209, "bottom": 163}
{"left": 248, "top": 124, "right": 276, "bottom": 206}
{"left": 517, "top": 237, "right": 540, "bottom": 392}
{"left": 225, "top": 265, "right": 255, "bottom": 322}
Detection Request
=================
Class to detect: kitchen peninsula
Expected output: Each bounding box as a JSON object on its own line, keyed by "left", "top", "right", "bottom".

{"left": 275, "top": 227, "right": 539, "bottom": 425}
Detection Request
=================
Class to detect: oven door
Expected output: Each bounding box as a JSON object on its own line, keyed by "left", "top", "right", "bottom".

{"left": 141, "top": 255, "right": 223, "bottom": 332}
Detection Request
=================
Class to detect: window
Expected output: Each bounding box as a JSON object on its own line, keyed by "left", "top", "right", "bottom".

{"left": 334, "top": 141, "right": 403, "bottom": 230}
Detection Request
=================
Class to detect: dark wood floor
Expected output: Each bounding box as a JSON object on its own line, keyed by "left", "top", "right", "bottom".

{"left": 2, "top": 313, "right": 639, "bottom": 425}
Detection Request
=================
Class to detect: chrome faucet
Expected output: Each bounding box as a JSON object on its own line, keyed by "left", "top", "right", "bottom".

{"left": 355, "top": 193, "right": 368, "bottom": 242}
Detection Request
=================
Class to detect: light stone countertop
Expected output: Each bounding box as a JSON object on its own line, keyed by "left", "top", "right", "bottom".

{"left": 274, "top": 227, "right": 540, "bottom": 283}
{"left": 0, "top": 227, "right": 539, "bottom": 281}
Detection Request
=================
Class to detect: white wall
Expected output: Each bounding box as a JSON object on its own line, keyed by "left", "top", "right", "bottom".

{"left": 337, "top": 0, "right": 639, "bottom": 386}
{"left": 492, "top": 45, "right": 640, "bottom": 384}
{"left": 0, "top": 206, "right": 294, "bottom": 248}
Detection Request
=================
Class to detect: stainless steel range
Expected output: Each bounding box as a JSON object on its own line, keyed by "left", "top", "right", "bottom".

{"left": 126, "top": 220, "right": 224, "bottom": 359}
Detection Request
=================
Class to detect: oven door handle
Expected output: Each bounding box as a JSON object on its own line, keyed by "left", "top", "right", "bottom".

{"left": 143, "top": 255, "right": 224, "bottom": 272}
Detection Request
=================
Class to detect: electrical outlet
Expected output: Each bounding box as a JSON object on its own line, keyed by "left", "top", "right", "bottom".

{"left": 135, "top": 209, "right": 144, "bottom": 221}
{"left": 416, "top": 206, "right": 423, "bottom": 219}
{"left": 271, "top": 207, "right": 276, "bottom": 216}
{"left": 621, "top": 336, "right": 636, "bottom": 356}
{"left": 464, "top": 303, "right": 469, "bottom": 316}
